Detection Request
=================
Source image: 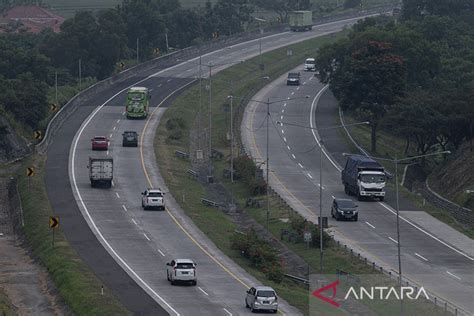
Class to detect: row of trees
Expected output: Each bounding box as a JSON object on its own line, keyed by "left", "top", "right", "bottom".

{"left": 315, "top": 0, "right": 474, "bottom": 154}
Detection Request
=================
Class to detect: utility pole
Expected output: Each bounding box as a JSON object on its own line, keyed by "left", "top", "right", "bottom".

{"left": 198, "top": 55, "right": 202, "bottom": 151}
{"left": 136, "top": 38, "right": 139, "bottom": 62}
{"left": 208, "top": 62, "right": 213, "bottom": 178}
{"left": 266, "top": 98, "right": 270, "bottom": 229}
{"left": 55, "top": 71, "right": 58, "bottom": 105}
{"left": 229, "top": 92, "right": 234, "bottom": 205}
{"left": 165, "top": 32, "right": 169, "bottom": 52}
{"left": 78, "top": 59, "right": 82, "bottom": 89}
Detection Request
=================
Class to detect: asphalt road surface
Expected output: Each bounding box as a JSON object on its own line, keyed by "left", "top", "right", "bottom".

{"left": 243, "top": 70, "right": 474, "bottom": 315}
{"left": 44, "top": 17, "right": 374, "bottom": 315}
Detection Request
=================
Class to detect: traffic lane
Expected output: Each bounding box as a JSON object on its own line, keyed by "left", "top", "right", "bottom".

{"left": 249, "top": 68, "right": 474, "bottom": 312}
{"left": 75, "top": 106, "right": 230, "bottom": 315}
{"left": 113, "top": 114, "right": 254, "bottom": 316}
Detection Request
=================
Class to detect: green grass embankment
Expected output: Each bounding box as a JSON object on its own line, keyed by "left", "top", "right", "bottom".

{"left": 155, "top": 31, "right": 448, "bottom": 315}
{"left": 17, "top": 154, "right": 129, "bottom": 315}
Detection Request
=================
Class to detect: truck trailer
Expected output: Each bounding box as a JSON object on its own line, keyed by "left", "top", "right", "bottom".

{"left": 88, "top": 157, "right": 113, "bottom": 188}
{"left": 341, "top": 155, "right": 386, "bottom": 201}
{"left": 289, "top": 11, "right": 313, "bottom": 32}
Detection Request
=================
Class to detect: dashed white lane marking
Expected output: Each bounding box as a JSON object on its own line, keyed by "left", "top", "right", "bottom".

{"left": 116, "top": 119, "right": 120, "bottom": 123}
{"left": 167, "top": 79, "right": 172, "bottom": 82}
{"left": 115, "top": 192, "right": 120, "bottom": 198}
{"left": 309, "top": 76, "right": 313, "bottom": 80}
{"left": 122, "top": 205, "right": 128, "bottom": 212}
{"left": 122, "top": 111, "right": 125, "bottom": 115}
{"left": 388, "top": 237, "right": 399, "bottom": 244}
{"left": 287, "top": 97, "right": 290, "bottom": 100}
{"left": 158, "top": 249, "right": 165, "bottom": 257}
{"left": 186, "top": 69, "right": 192, "bottom": 72}
{"left": 307, "top": 173, "right": 313, "bottom": 179}
{"left": 283, "top": 103, "right": 287, "bottom": 107}
{"left": 291, "top": 154, "right": 296, "bottom": 159}
{"left": 158, "top": 84, "right": 162, "bottom": 87}
{"left": 298, "top": 163, "right": 304, "bottom": 169}
{"left": 303, "top": 82, "right": 307, "bottom": 85}
{"left": 331, "top": 195, "right": 336, "bottom": 199}
{"left": 143, "top": 233, "right": 151, "bottom": 241}
{"left": 282, "top": 109, "right": 285, "bottom": 113}
{"left": 317, "top": 184, "right": 325, "bottom": 189}
{"left": 283, "top": 137, "right": 287, "bottom": 142}
{"left": 223, "top": 308, "right": 232, "bottom": 316}
{"left": 291, "top": 92, "right": 295, "bottom": 96}
{"left": 113, "top": 126, "right": 116, "bottom": 131}
{"left": 365, "top": 221, "right": 376, "bottom": 229}
{"left": 415, "top": 253, "right": 428, "bottom": 262}
{"left": 446, "top": 271, "right": 461, "bottom": 280}
{"left": 109, "top": 133, "right": 113, "bottom": 138}
{"left": 281, "top": 130, "right": 285, "bottom": 134}
{"left": 198, "top": 287, "right": 209, "bottom": 296}
{"left": 111, "top": 180, "right": 115, "bottom": 186}
{"left": 106, "top": 150, "right": 109, "bottom": 156}
{"left": 280, "top": 115, "right": 283, "bottom": 120}
{"left": 296, "top": 86, "right": 300, "bottom": 90}
{"left": 287, "top": 145, "right": 291, "bottom": 150}
{"left": 132, "top": 219, "right": 138, "bottom": 226}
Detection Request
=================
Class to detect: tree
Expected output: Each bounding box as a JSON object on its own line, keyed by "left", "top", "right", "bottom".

{"left": 251, "top": 0, "right": 310, "bottom": 22}
{"left": 401, "top": 0, "right": 473, "bottom": 21}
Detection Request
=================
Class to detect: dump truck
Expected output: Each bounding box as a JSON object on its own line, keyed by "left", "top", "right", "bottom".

{"left": 341, "top": 155, "right": 386, "bottom": 201}
{"left": 289, "top": 11, "right": 313, "bottom": 31}
{"left": 125, "top": 86, "right": 150, "bottom": 119}
{"left": 88, "top": 157, "right": 113, "bottom": 188}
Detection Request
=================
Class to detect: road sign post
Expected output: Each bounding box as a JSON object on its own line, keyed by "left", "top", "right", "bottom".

{"left": 304, "top": 231, "right": 312, "bottom": 249}
{"left": 49, "top": 216, "right": 60, "bottom": 248}
{"left": 26, "top": 167, "right": 35, "bottom": 191}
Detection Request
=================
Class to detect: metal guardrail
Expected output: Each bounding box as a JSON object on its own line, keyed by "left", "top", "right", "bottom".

{"left": 175, "top": 150, "right": 190, "bottom": 159}
{"left": 201, "top": 198, "right": 220, "bottom": 208}
{"left": 186, "top": 168, "right": 198, "bottom": 178}
{"left": 283, "top": 273, "right": 309, "bottom": 285}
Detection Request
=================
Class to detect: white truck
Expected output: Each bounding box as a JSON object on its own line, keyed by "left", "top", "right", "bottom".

{"left": 88, "top": 157, "right": 113, "bottom": 188}
{"left": 342, "top": 155, "right": 386, "bottom": 201}
{"left": 289, "top": 11, "right": 313, "bottom": 31}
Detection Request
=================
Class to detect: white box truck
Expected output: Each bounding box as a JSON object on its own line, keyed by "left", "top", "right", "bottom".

{"left": 88, "top": 157, "right": 113, "bottom": 188}
{"left": 341, "top": 155, "right": 386, "bottom": 201}
{"left": 289, "top": 11, "right": 313, "bottom": 31}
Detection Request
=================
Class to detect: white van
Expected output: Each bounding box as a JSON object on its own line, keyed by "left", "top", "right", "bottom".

{"left": 304, "top": 58, "right": 316, "bottom": 71}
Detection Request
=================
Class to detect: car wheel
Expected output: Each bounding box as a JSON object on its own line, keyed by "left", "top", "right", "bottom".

{"left": 192, "top": 280, "right": 197, "bottom": 286}
{"left": 344, "top": 184, "right": 350, "bottom": 195}
{"left": 167, "top": 273, "right": 170, "bottom": 281}
{"left": 250, "top": 304, "right": 256, "bottom": 313}
{"left": 272, "top": 310, "right": 278, "bottom": 314}
{"left": 171, "top": 279, "right": 176, "bottom": 286}
{"left": 245, "top": 299, "right": 249, "bottom": 308}
{"left": 380, "top": 196, "right": 384, "bottom": 202}
{"left": 354, "top": 215, "right": 358, "bottom": 222}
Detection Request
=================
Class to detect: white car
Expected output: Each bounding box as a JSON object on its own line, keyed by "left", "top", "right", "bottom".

{"left": 166, "top": 259, "right": 197, "bottom": 285}
{"left": 304, "top": 57, "right": 316, "bottom": 71}
{"left": 245, "top": 286, "right": 278, "bottom": 313}
{"left": 141, "top": 188, "right": 165, "bottom": 210}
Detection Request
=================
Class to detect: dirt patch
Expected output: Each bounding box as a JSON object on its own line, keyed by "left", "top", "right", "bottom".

{"left": 0, "top": 168, "right": 68, "bottom": 315}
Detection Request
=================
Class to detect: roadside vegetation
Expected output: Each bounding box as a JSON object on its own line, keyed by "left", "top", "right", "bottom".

{"left": 0, "top": 291, "right": 15, "bottom": 316}
{"left": 15, "top": 155, "right": 129, "bottom": 315}
{"left": 155, "top": 31, "right": 447, "bottom": 315}
{"left": 314, "top": 0, "right": 474, "bottom": 234}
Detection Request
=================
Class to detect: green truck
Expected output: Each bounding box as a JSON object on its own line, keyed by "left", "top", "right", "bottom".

{"left": 125, "top": 86, "right": 150, "bottom": 119}
{"left": 289, "top": 11, "right": 313, "bottom": 31}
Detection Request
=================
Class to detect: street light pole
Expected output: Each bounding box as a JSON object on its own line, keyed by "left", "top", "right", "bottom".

{"left": 266, "top": 98, "right": 270, "bottom": 229}
{"left": 208, "top": 62, "right": 213, "bottom": 176}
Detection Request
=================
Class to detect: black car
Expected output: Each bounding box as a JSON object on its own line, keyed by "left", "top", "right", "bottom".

{"left": 122, "top": 131, "right": 138, "bottom": 147}
{"left": 331, "top": 198, "right": 358, "bottom": 221}
{"left": 286, "top": 72, "right": 300, "bottom": 85}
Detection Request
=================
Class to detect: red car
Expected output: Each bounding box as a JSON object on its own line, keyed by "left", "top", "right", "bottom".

{"left": 91, "top": 136, "right": 109, "bottom": 150}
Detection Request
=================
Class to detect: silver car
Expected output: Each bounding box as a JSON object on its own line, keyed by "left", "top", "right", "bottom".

{"left": 245, "top": 286, "right": 278, "bottom": 313}
{"left": 166, "top": 259, "right": 197, "bottom": 285}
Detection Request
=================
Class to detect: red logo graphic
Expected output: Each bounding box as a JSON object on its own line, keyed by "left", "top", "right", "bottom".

{"left": 312, "top": 280, "right": 340, "bottom": 307}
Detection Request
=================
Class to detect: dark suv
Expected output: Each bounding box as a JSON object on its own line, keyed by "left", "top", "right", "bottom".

{"left": 331, "top": 198, "right": 358, "bottom": 221}
{"left": 122, "top": 131, "right": 138, "bottom": 147}
{"left": 286, "top": 72, "right": 300, "bottom": 85}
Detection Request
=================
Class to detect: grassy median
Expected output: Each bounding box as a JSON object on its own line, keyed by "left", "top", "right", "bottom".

{"left": 17, "top": 154, "right": 129, "bottom": 315}
{"left": 155, "top": 32, "right": 448, "bottom": 315}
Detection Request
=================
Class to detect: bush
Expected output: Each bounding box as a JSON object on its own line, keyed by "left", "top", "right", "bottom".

{"left": 234, "top": 156, "right": 266, "bottom": 195}
{"left": 165, "top": 118, "right": 186, "bottom": 141}
{"left": 289, "top": 215, "right": 330, "bottom": 248}
{"left": 231, "top": 229, "right": 283, "bottom": 283}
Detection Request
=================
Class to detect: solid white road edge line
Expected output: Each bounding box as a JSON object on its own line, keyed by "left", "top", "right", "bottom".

{"left": 115, "top": 192, "right": 120, "bottom": 199}
{"left": 71, "top": 76, "right": 180, "bottom": 315}
{"left": 122, "top": 205, "right": 128, "bottom": 212}
{"left": 446, "top": 271, "right": 461, "bottom": 280}
{"left": 388, "top": 237, "right": 398, "bottom": 244}
{"left": 143, "top": 233, "right": 151, "bottom": 241}
{"left": 223, "top": 308, "right": 233, "bottom": 316}
{"left": 365, "top": 221, "right": 376, "bottom": 229}
{"left": 310, "top": 85, "right": 474, "bottom": 262}
{"left": 158, "top": 249, "right": 166, "bottom": 257}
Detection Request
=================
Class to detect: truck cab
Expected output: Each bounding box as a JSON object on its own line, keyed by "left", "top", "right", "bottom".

{"left": 304, "top": 58, "right": 316, "bottom": 72}
{"left": 126, "top": 87, "right": 150, "bottom": 119}
{"left": 342, "top": 155, "right": 386, "bottom": 201}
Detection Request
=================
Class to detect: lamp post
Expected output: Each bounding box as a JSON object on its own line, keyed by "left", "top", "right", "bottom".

{"left": 358, "top": 151, "right": 450, "bottom": 286}
{"left": 249, "top": 96, "right": 310, "bottom": 228}
{"left": 279, "top": 120, "right": 370, "bottom": 273}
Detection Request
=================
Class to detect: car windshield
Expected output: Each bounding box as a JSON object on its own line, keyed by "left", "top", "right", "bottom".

{"left": 125, "top": 132, "right": 136, "bottom": 137}
{"left": 129, "top": 93, "right": 144, "bottom": 101}
{"left": 337, "top": 200, "right": 356, "bottom": 209}
{"left": 94, "top": 137, "right": 106, "bottom": 141}
{"left": 360, "top": 174, "right": 385, "bottom": 183}
{"left": 288, "top": 73, "right": 299, "bottom": 78}
{"left": 176, "top": 263, "right": 194, "bottom": 269}
{"left": 306, "top": 60, "right": 315, "bottom": 65}
{"left": 148, "top": 192, "right": 163, "bottom": 197}
{"left": 257, "top": 290, "right": 275, "bottom": 297}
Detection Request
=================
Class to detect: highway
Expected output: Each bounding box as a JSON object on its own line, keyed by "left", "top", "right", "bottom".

{"left": 242, "top": 70, "right": 474, "bottom": 314}
{"left": 44, "top": 16, "right": 372, "bottom": 315}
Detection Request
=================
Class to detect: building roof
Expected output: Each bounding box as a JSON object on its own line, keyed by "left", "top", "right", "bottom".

{"left": 0, "top": 5, "right": 64, "bottom": 34}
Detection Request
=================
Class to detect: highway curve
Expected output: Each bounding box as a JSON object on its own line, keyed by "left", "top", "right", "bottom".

{"left": 242, "top": 69, "right": 474, "bottom": 314}
{"left": 44, "top": 16, "right": 371, "bottom": 315}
